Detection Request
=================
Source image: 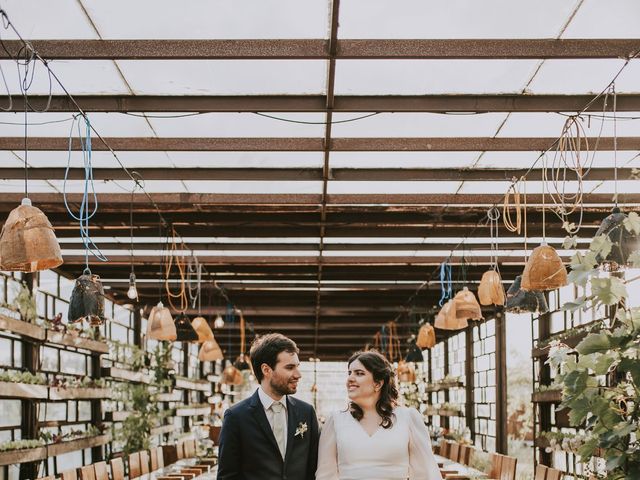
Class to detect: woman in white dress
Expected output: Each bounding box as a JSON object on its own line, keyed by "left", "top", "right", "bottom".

{"left": 316, "top": 350, "right": 442, "bottom": 480}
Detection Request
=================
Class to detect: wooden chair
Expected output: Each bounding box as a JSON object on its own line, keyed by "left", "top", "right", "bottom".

{"left": 449, "top": 443, "right": 460, "bottom": 462}
{"left": 458, "top": 445, "right": 473, "bottom": 465}
{"left": 140, "top": 450, "right": 150, "bottom": 475}
{"left": 176, "top": 441, "right": 186, "bottom": 460}
{"left": 79, "top": 465, "right": 96, "bottom": 480}
{"left": 35, "top": 477, "right": 56, "bottom": 480}
{"left": 60, "top": 470, "right": 78, "bottom": 480}
{"left": 488, "top": 453, "right": 503, "bottom": 478}
{"left": 156, "top": 446, "right": 165, "bottom": 469}
{"left": 93, "top": 462, "right": 109, "bottom": 480}
{"left": 546, "top": 468, "right": 564, "bottom": 480}
{"left": 439, "top": 440, "right": 451, "bottom": 458}
{"left": 499, "top": 455, "right": 517, "bottom": 480}
{"left": 184, "top": 439, "right": 196, "bottom": 457}
{"left": 150, "top": 447, "right": 159, "bottom": 472}
{"left": 129, "top": 452, "right": 142, "bottom": 479}
{"left": 534, "top": 464, "right": 548, "bottom": 480}
{"left": 109, "top": 458, "right": 125, "bottom": 480}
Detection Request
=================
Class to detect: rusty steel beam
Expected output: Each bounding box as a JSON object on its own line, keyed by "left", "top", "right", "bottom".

{"left": 3, "top": 94, "right": 640, "bottom": 113}
{"left": 1, "top": 39, "right": 639, "bottom": 60}
{"left": 1, "top": 136, "right": 638, "bottom": 151}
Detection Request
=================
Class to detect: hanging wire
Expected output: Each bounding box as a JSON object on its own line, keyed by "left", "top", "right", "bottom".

{"left": 487, "top": 207, "right": 501, "bottom": 270}
{"left": 63, "top": 115, "right": 108, "bottom": 270}
{"left": 129, "top": 173, "right": 143, "bottom": 278}
{"left": 612, "top": 84, "right": 618, "bottom": 207}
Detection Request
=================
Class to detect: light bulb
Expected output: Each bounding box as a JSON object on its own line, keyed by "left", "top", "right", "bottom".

{"left": 126, "top": 272, "right": 138, "bottom": 300}
{"left": 213, "top": 314, "right": 224, "bottom": 329}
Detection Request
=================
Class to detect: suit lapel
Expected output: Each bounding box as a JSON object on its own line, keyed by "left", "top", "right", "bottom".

{"left": 284, "top": 396, "right": 299, "bottom": 465}
{"left": 248, "top": 390, "right": 282, "bottom": 458}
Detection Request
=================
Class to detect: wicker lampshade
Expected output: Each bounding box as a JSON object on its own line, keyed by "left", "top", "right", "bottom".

{"left": 505, "top": 275, "right": 549, "bottom": 314}
{"left": 453, "top": 287, "right": 482, "bottom": 321}
{"left": 0, "top": 198, "right": 63, "bottom": 272}
{"left": 521, "top": 244, "right": 568, "bottom": 291}
{"left": 478, "top": 270, "right": 506, "bottom": 306}
{"left": 397, "top": 361, "right": 416, "bottom": 383}
{"left": 147, "top": 302, "right": 177, "bottom": 341}
{"left": 594, "top": 207, "right": 640, "bottom": 271}
{"left": 174, "top": 313, "right": 199, "bottom": 342}
{"left": 192, "top": 316, "right": 214, "bottom": 343}
{"left": 234, "top": 353, "right": 251, "bottom": 371}
{"left": 68, "top": 270, "right": 106, "bottom": 326}
{"left": 416, "top": 323, "right": 436, "bottom": 349}
{"left": 434, "top": 299, "right": 467, "bottom": 330}
{"left": 198, "top": 338, "right": 223, "bottom": 361}
{"left": 222, "top": 364, "right": 244, "bottom": 385}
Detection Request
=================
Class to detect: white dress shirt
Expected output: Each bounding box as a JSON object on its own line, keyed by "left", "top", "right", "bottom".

{"left": 258, "top": 386, "right": 288, "bottom": 453}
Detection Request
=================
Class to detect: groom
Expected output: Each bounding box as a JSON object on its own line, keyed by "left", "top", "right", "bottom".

{"left": 217, "top": 333, "right": 319, "bottom": 480}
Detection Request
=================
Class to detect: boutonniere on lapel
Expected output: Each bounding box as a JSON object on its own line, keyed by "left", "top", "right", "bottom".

{"left": 295, "top": 421, "right": 308, "bottom": 439}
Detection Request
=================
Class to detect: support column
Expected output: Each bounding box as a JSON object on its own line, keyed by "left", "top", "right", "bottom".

{"left": 495, "top": 310, "right": 508, "bottom": 454}
{"left": 465, "top": 326, "right": 475, "bottom": 443}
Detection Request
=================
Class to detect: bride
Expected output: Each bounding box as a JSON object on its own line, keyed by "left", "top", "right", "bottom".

{"left": 316, "top": 350, "right": 442, "bottom": 480}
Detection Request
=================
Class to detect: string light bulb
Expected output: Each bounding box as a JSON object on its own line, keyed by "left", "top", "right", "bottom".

{"left": 214, "top": 314, "right": 225, "bottom": 329}
{"left": 126, "top": 271, "right": 138, "bottom": 300}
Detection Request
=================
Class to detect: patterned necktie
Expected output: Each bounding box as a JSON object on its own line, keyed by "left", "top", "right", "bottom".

{"left": 270, "top": 401, "right": 286, "bottom": 458}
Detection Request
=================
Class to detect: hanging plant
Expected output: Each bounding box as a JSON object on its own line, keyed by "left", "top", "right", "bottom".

{"left": 15, "top": 282, "right": 37, "bottom": 324}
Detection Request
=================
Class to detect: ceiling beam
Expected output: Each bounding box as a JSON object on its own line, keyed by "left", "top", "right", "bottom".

{"left": 2, "top": 94, "right": 640, "bottom": 113}
{"left": 1, "top": 137, "right": 637, "bottom": 151}
{"left": 2, "top": 39, "right": 639, "bottom": 59}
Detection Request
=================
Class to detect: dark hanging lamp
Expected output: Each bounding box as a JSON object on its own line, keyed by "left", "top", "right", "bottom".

{"left": 174, "top": 313, "right": 199, "bottom": 342}
{"left": 594, "top": 207, "right": 639, "bottom": 271}
{"left": 68, "top": 269, "right": 106, "bottom": 326}
{"left": 505, "top": 275, "right": 549, "bottom": 314}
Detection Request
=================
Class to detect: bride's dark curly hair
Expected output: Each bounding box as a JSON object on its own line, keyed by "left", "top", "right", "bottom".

{"left": 347, "top": 350, "right": 398, "bottom": 429}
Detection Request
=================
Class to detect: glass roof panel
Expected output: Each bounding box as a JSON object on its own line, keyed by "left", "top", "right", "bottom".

{"left": 335, "top": 60, "right": 537, "bottom": 95}
{"left": 0, "top": 151, "right": 22, "bottom": 167}
{"left": 166, "top": 152, "right": 324, "bottom": 168}
{"left": 60, "top": 249, "right": 321, "bottom": 257}
{"left": 527, "top": 59, "right": 640, "bottom": 94}
{"left": 147, "top": 112, "right": 325, "bottom": 138}
{"left": 81, "top": 0, "right": 331, "bottom": 39}
{"left": 331, "top": 112, "right": 507, "bottom": 137}
{"left": 0, "top": 60, "right": 130, "bottom": 95}
{"left": 562, "top": 0, "right": 640, "bottom": 38}
{"left": 20, "top": 151, "right": 175, "bottom": 168}
{"left": 475, "top": 151, "right": 640, "bottom": 169}
{"left": 0, "top": 179, "right": 58, "bottom": 193}
{"left": 328, "top": 181, "right": 462, "bottom": 194}
{"left": 339, "top": 0, "right": 576, "bottom": 39}
{"left": 116, "top": 60, "right": 328, "bottom": 95}
{"left": 330, "top": 152, "right": 479, "bottom": 168}
{"left": 497, "top": 112, "right": 640, "bottom": 138}
{"left": 46, "top": 179, "right": 188, "bottom": 193}
{"left": 182, "top": 180, "right": 322, "bottom": 194}
{"left": 0, "top": 0, "right": 98, "bottom": 39}
{"left": 458, "top": 180, "right": 640, "bottom": 195}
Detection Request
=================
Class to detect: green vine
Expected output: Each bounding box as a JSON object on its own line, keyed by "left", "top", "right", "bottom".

{"left": 114, "top": 383, "right": 158, "bottom": 456}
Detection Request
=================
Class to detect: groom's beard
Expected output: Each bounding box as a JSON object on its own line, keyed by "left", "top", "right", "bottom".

{"left": 271, "top": 376, "right": 298, "bottom": 396}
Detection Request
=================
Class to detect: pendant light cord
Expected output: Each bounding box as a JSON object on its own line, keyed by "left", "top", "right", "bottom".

{"left": 612, "top": 84, "right": 618, "bottom": 207}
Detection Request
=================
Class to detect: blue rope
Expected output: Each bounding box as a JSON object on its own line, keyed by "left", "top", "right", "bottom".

{"left": 63, "top": 115, "right": 107, "bottom": 271}
{"left": 439, "top": 261, "right": 452, "bottom": 307}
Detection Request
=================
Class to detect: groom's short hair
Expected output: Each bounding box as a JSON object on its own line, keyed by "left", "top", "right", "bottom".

{"left": 250, "top": 333, "right": 299, "bottom": 383}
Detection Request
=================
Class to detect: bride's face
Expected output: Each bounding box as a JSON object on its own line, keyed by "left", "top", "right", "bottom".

{"left": 347, "top": 359, "right": 381, "bottom": 403}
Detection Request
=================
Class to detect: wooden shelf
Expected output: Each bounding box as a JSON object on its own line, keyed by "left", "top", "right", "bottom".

{"left": 157, "top": 391, "right": 182, "bottom": 402}
{"left": 532, "top": 390, "right": 562, "bottom": 403}
{"left": 425, "top": 381, "right": 465, "bottom": 392}
{"left": 0, "top": 445, "right": 47, "bottom": 466}
{"left": 0, "top": 314, "right": 45, "bottom": 341}
{"left": 46, "top": 434, "right": 111, "bottom": 457}
{"left": 102, "top": 366, "right": 151, "bottom": 384}
{"left": 176, "top": 405, "right": 210, "bottom": 417}
{"left": 532, "top": 330, "right": 590, "bottom": 358}
{"left": 175, "top": 377, "right": 211, "bottom": 392}
{"left": 151, "top": 424, "right": 175, "bottom": 436}
{"left": 45, "top": 330, "right": 109, "bottom": 354}
{"left": 105, "top": 411, "right": 131, "bottom": 422}
{"left": 0, "top": 381, "right": 48, "bottom": 399}
{"left": 49, "top": 387, "right": 112, "bottom": 400}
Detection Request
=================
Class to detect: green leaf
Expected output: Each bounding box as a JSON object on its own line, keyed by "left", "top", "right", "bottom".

{"left": 563, "top": 235, "right": 578, "bottom": 249}
{"left": 606, "top": 452, "right": 627, "bottom": 471}
{"left": 628, "top": 250, "right": 640, "bottom": 268}
{"left": 563, "top": 369, "right": 589, "bottom": 395}
{"left": 623, "top": 211, "right": 640, "bottom": 234}
{"left": 577, "top": 435, "right": 599, "bottom": 461}
{"left": 590, "top": 234, "right": 613, "bottom": 259}
{"left": 566, "top": 395, "right": 590, "bottom": 425}
{"left": 594, "top": 352, "right": 619, "bottom": 375}
{"left": 567, "top": 265, "right": 596, "bottom": 287}
{"left": 576, "top": 331, "right": 612, "bottom": 355}
{"left": 619, "top": 358, "right": 640, "bottom": 388}
{"left": 562, "top": 295, "right": 589, "bottom": 312}
{"left": 591, "top": 276, "right": 628, "bottom": 306}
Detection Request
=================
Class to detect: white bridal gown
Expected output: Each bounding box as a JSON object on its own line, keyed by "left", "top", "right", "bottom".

{"left": 316, "top": 406, "right": 443, "bottom": 480}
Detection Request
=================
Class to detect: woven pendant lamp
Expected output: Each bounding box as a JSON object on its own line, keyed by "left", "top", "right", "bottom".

{"left": 147, "top": 302, "right": 176, "bottom": 341}
{"left": 68, "top": 269, "right": 106, "bottom": 326}
{"left": 0, "top": 198, "right": 63, "bottom": 272}
{"left": 222, "top": 364, "right": 244, "bottom": 385}
{"left": 174, "top": 313, "right": 199, "bottom": 342}
{"left": 478, "top": 270, "right": 506, "bottom": 306}
{"left": 594, "top": 207, "right": 640, "bottom": 271}
{"left": 416, "top": 323, "right": 436, "bottom": 349}
{"left": 198, "top": 338, "right": 223, "bottom": 361}
{"left": 435, "top": 299, "right": 466, "bottom": 330}
{"left": 521, "top": 243, "right": 568, "bottom": 291}
{"left": 192, "top": 316, "right": 214, "bottom": 343}
{"left": 505, "top": 275, "right": 549, "bottom": 314}
{"left": 397, "top": 361, "right": 416, "bottom": 383}
{"left": 453, "top": 287, "right": 482, "bottom": 321}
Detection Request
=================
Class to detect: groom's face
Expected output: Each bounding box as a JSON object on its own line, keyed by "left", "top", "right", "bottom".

{"left": 267, "top": 351, "right": 301, "bottom": 396}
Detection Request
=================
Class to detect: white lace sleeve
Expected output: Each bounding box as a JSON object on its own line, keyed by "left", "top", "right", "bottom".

{"left": 407, "top": 408, "right": 443, "bottom": 480}
{"left": 315, "top": 412, "right": 339, "bottom": 480}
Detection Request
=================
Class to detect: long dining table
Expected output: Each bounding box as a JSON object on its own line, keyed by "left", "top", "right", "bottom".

{"left": 435, "top": 453, "right": 489, "bottom": 479}
{"left": 137, "top": 458, "right": 218, "bottom": 480}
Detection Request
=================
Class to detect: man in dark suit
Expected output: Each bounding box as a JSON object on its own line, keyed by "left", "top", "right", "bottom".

{"left": 217, "top": 333, "right": 320, "bottom": 480}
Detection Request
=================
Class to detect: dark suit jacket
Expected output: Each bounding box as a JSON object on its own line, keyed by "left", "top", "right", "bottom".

{"left": 216, "top": 389, "right": 319, "bottom": 480}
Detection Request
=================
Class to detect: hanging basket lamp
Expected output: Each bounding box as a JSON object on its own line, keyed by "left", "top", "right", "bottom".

{"left": 147, "top": 302, "right": 177, "bottom": 341}
{"left": 174, "top": 313, "right": 199, "bottom": 342}
{"left": 594, "top": 207, "right": 640, "bottom": 271}
{"left": 198, "top": 338, "right": 224, "bottom": 362}
{"left": 222, "top": 364, "right": 244, "bottom": 385}
{"left": 68, "top": 269, "right": 106, "bottom": 326}
{"left": 434, "top": 299, "right": 467, "bottom": 330}
{"left": 521, "top": 243, "right": 568, "bottom": 291}
{"left": 478, "top": 270, "right": 506, "bottom": 306}
{"left": 416, "top": 323, "right": 436, "bottom": 349}
{"left": 397, "top": 360, "right": 417, "bottom": 383}
{"left": 453, "top": 287, "right": 482, "bottom": 321}
{"left": 192, "top": 316, "right": 215, "bottom": 343}
{"left": 0, "top": 198, "right": 63, "bottom": 272}
{"left": 505, "top": 275, "right": 549, "bottom": 314}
